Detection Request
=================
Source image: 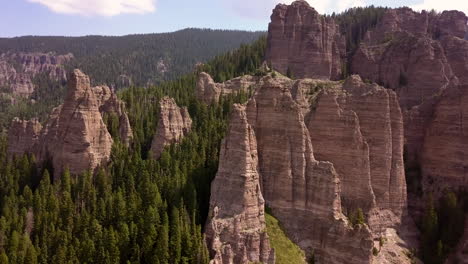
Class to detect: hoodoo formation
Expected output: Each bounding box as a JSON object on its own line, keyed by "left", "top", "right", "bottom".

{"left": 6, "top": 69, "right": 131, "bottom": 178}
{"left": 2, "top": 1, "right": 467, "bottom": 263}
{"left": 150, "top": 96, "right": 192, "bottom": 159}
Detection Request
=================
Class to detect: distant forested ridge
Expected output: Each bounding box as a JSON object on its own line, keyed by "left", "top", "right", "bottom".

{"left": 0, "top": 28, "right": 265, "bottom": 87}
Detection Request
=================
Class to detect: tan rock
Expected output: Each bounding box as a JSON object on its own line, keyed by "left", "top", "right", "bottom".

{"left": 92, "top": 85, "right": 133, "bottom": 145}
{"left": 245, "top": 76, "right": 374, "bottom": 263}
{"left": 44, "top": 69, "right": 113, "bottom": 178}
{"left": 266, "top": 0, "right": 345, "bottom": 80}
{"left": 205, "top": 104, "right": 274, "bottom": 264}
{"left": 7, "top": 118, "right": 42, "bottom": 157}
{"left": 0, "top": 52, "right": 73, "bottom": 97}
{"left": 150, "top": 97, "right": 192, "bottom": 159}
{"left": 196, "top": 72, "right": 260, "bottom": 104}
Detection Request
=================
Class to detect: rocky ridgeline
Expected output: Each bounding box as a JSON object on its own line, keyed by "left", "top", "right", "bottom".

{"left": 200, "top": 72, "right": 414, "bottom": 263}
{"left": 6, "top": 69, "right": 132, "bottom": 178}
{"left": 150, "top": 97, "right": 192, "bottom": 159}
{"left": 266, "top": 0, "right": 468, "bottom": 198}
{"left": 0, "top": 52, "right": 73, "bottom": 96}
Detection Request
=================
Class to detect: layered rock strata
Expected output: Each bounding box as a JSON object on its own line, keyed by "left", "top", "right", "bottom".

{"left": 40, "top": 69, "right": 113, "bottom": 178}
{"left": 150, "top": 97, "right": 192, "bottom": 159}
{"left": 205, "top": 104, "right": 274, "bottom": 264}
{"left": 266, "top": 0, "right": 345, "bottom": 80}
{"left": 205, "top": 73, "right": 412, "bottom": 263}
{"left": 6, "top": 69, "right": 132, "bottom": 178}
{"left": 0, "top": 52, "right": 73, "bottom": 96}
{"left": 307, "top": 75, "right": 406, "bottom": 229}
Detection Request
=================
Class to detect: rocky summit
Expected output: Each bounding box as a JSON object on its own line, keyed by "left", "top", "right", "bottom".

{"left": 150, "top": 97, "right": 192, "bottom": 159}
{"left": 205, "top": 104, "right": 274, "bottom": 264}
{"left": 6, "top": 69, "right": 132, "bottom": 178}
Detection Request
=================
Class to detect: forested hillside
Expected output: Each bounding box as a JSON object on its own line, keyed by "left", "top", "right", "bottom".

{"left": 0, "top": 36, "right": 267, "bottom": 264}
{"left": 0, "top": 29, "right": 265, "bottom": 87}
{"left": 0, "top": 29, "right": 264, "bottom": 132}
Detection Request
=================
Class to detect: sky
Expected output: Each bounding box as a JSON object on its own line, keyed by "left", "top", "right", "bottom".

{"left": 1, "top": 0, "right": 467, "bottom": 37}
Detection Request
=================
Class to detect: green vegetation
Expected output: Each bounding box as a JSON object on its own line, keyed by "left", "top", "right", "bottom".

{"left": 265, "top": 213, "right": 306, "bottom": 264}
{"left": 0, "top": 29, "right": 265, "bottom": 87}
{"left": 0, "top": 36, "right": 266, "bottom": 263}
{"left": 420, "top": 192, "right": 466, "bottom": 264}
{"left": 348, "top": 208, "right": 366, "bottom": 227}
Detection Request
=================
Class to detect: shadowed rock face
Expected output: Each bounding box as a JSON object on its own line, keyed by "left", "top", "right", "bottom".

{"left": 7, "top": 69, "right": 133, "bottom": 179}
{"left": 267, "top": 0, "right": 468, "bottom": 196}
{"left": 266, "top": 0, "right": 345, "bottom": 80}
{"left": 0, "top": 52, "right": 73, "bottom": 97}
{"left": 307, "top": 75, "right": 406, "bottom": 231}
{"left": 205, "top": 104, "right": 274, "bottom": 264}
{"left": 204, "top": 72, "right": 413, "bottom": 263}
{"left": 150, "top": 97, "right": 192, "bottom": 159}
{"left": 92, "top": 85, "right": 133, "bottom": 146}
{"left": 7, "top": 118, "right": 42, "bottom": 157}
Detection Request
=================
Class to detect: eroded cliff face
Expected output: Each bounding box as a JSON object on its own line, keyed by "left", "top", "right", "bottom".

{"left": 7, "top": 118, "right": 42, "bottom": 157}
{"left": 42, "top": 69, "right": 113, "bottom": 178}
{"left": 0, "top": 52, "right": 73, "bottom": 97}
{"left": 196, "top": 72, "right": 260, "bottom": 103}
{"left": 150, "top": 97, "right": 192, "bottom": 159}
{"left": 205, "top": 104, "right": 274, "bottom": 264}
{"left": 266, "top": 0, "right": 345, "bottom": 80}
{"left": 92, "top": 85, "right": 133, "bottom": 146}
{"left": 307, "top": 75, "right": 406, "bottom": 231}
{"left": 348, "top": 8, "right": 468, "bottom": 194}
{"left": 204, "top": 73, "right": 415, "bottom": 263}
{"left": 266, "top": 0, "right": 468, "bottom": 196}
{"left": 6, "top": 69, "right": 133, "bottom": 179}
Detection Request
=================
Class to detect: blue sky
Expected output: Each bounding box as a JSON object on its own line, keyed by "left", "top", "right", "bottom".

{"left": 1, "top": 0, "right": 466, "bottom": 37}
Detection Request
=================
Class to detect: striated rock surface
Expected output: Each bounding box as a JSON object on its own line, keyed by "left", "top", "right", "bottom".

{"left": 92, "top": 85, "right": 133, "bottom": 145}
{"left": 266, "top": 0, "right": 345, "bottom": 80}
{"left": 205, "top": 104, "right": 274, "bottom": 264}
{"left": 44, "top": 69, "right": 113, "bottom": 178}
{"left": 7, "top": 118, "right": 42, "bottom": 157}
{"left": 307, "top": 75, "right": 406, "bottom": 229}
{"left": 150, "top": 97, "right": 192, "bottom": 159}
{"left": 7, "top": 70, "right": 120, "bottom": 179}
{"left": 0, "top": 52, "right": 73, "bottom": 97}
{"left": 245, "top": 76, "right": 374, "bottom": 264}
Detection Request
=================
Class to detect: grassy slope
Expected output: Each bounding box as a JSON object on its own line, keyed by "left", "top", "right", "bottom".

{"left": 265, "top": 213, "right": 306, "bottom": 264}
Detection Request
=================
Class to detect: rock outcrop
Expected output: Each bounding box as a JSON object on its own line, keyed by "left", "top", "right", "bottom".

{"left": 266, "top": 0, "right": 345, "bottom": 80}
{"left": 42, "top": 69, "right": 113, "bottom": 178}
{"left": 205, "top": 72, "right": 415, "bottom": 263}
{"left": 7, "top": 118, "right": 42, "bottom": 157}
{"left": 6, "top": 69, "right": 131, "bottom": 179}
{"left": 246, "top": 76, "right": 375, "bottom": 263}
{"left": 307, "top": 75, "right": 406, "bottom": 230}
{"left": 0, "top": 52, "right": 73, "bottom": 97}
{"left": 205, "top": 104, "right": 274, "bottom": 264}
{"left": 150, "top": 97, "right": 192, "bottom": 159}
{"left": 196, "top": 72, "right": 259, "bottom": 104}
{"left": 92, "top": 85, "right": 133, "bottom": 146}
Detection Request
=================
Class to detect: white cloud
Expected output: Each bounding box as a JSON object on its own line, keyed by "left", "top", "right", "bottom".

{"left": 411, "top": 0, "right": 468, "bottom": 14}
{"left": 226, "top": 0, "right": 367, "bottom": 19}
{"left": 28, "top": 0, "right": 156, "bottom": 16}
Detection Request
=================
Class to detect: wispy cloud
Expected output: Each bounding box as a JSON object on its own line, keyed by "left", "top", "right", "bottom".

{"left": 28, "top": 0, "right": 157, "bottom": 16}
{"left": 411, "top": 0, "right": 468, "bottom": 14}
{"left": 225, "top": 0, "right": 367, "bottom": 19}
